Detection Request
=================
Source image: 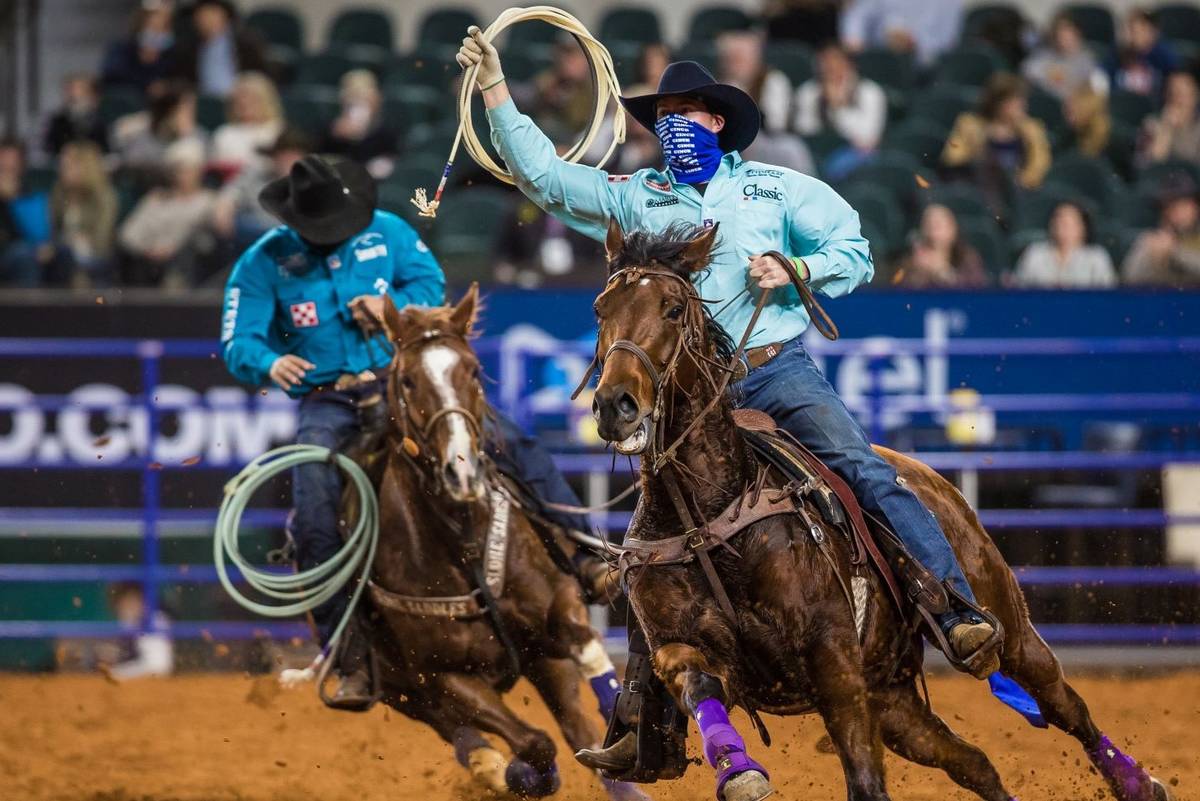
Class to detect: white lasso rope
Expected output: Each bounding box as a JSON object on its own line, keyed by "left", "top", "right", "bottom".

{"left": 411, "top": 5, "right": 626, "bottom": 217}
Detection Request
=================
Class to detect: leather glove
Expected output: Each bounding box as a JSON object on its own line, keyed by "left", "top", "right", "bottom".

{"left": 455, "top": 25, "right": 503, "bottom": 89}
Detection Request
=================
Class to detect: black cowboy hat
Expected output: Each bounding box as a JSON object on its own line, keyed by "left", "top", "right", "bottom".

{"left": 619, "top": 60, "right": 761, "bottom": 154}
{"left": 259, "top": 154, "right": 377, "bottom": 245}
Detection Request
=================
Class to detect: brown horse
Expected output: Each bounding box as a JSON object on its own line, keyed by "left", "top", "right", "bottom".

{"left": 363, "top": 286, "right": 646, "bottom": 801}
{"left": 588, "top": 220, "right": 1173, "bottom": 801}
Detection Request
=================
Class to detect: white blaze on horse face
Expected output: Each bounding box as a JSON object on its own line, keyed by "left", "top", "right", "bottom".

{"left": 420, "top": 345, "right": 477, "bottom": 492}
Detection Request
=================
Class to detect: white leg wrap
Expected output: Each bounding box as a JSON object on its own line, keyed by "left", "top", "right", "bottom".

{"left": 467, "top": 747, "right": 509, "bottom": 793}
{"left": 576, "top": 637, "right": 615, "bottom": 679}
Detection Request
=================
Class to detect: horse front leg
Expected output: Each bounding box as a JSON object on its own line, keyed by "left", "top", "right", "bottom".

{"left": 655, "top": 643, "right": 773, "bottom": 801}
{"left": 802, "top": 632, "right": 891, "bottom": 801}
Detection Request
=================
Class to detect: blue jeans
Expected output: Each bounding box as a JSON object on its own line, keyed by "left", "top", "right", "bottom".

{"left": 733, "top": 337, "right": 976, "bottom": 615}
{"left": 292, "top": 383, "right": 588, "bottom": 645}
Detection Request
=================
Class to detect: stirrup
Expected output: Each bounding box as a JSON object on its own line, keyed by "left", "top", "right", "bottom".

{"left": 318, "top": 620, "right": 382, "bottom": 712}
{"left": 915, "top": 585, "right": 1004, "bottom": 678}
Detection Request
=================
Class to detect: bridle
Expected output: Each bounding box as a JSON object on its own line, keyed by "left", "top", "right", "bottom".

{"left": 387, "top": 327, "right": 487, "bottom": 471}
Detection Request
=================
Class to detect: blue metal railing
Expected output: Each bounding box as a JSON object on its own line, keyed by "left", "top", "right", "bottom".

{"left": 2, "top": 336, "right": 1199, "bottom": 646}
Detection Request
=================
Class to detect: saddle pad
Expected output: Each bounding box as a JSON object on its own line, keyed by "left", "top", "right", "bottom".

{"left": 737, "top": 424, "right": 908, "bottom": 616}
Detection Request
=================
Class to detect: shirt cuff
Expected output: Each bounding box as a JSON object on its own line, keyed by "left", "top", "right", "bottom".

{"left": 257, "top": 350, "right": 280, "bottom": 383}
{"left": 793, "top": 254, "right": 827, "bottom": 283}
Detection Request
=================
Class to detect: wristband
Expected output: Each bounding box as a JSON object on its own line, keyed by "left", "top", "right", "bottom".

{"left": 480, "top": 75, "right": 506, "bottom": 91}
{"left": 790, "top": 256, "right": 810, "bottom": 281}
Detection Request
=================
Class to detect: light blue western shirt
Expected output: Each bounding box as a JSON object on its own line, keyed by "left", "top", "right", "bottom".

{"left": 485, "top": 98, "right": 874, "bottom": 348}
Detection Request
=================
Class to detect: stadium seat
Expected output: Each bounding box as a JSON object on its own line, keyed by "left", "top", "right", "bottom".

{"left": 23, "top": 166, "right": 56, "bottom": 194}
{"left": 328, "top": 8, "right": 394, "bottom": 50}
{"left": 1134, "top": 158, "right": 1200, "bottom": 194}
{"left": 883, "top": 120, "right": 947, "bottom": 168}
{"left": 98, "top": 86, "right": 144, "bottom": 127}
{"left": 854, "top": 48, "right": 916, "bottom": 92}
{"left": 418, "top": 8, "right": 482, "bottom": 48}
{"left": 1093, "top": 222, "right": 1141, "bottom": 265}
{"left": 431, "top": 188, "right": 514, "bottom": 281}
{"left": 1062, "top": 4, "right": 1116, "bottom": 48}
{"left": 503, "top": 17, "right": 562, "bottom": 49}
{"left": 802, "top": 130, "right": 849, "bottom": 165}
{"left": 295, "top": 51, "right": 357, "bottom": 87}
{"left": 405, "top": 118, "right": 464, "bottom": 156}
{"left": 928, "top": 183, "right": 998, "bottom": 228}
{"left": 1044, "top": 151, "right": 1124, "bottom": 214}
{"left": 764, "top": 42, "right": 813, "bottom": 85}
{"left": 906, "top": 85, "right": 978, "bottom": 135}
{"left": 195, "top": 94, "right": 226, "bottom": 130}
{"left": 687, "top": 6, "right": 753, "bottom": 40}
{"left": 1011, "top": 180, "right": 1099, "bottom": 234}
{"left": 962, "top": 4, "right": 1025, "bottom": 43}
{"left": 1156, "top": 4, "right": 1200, "bottom": 45}
{"left": 1104, "top": 120, "right": 1139, "bottom": 182}
{"left": 384, "top": 47, "right": 462, "bottom": 92}
{"left": 958, "top": 216, "right": 1009, "bottom": 278}
{"left": 281, "top": 84, "right": 340, "bottom": 136}
{"left": 607, "top": 40, "right": 645, "bottom": 87}
{"left": 599, "top": 6, "right": 663, "bottom": 45}
{"left": 1108, "top": 89, "right": 1156, "bottom": 129}
{"left": 933, "top": 44, "right": 1008, "bottom": 89}
{"left": 840, "top": 183, "right": 906, "bottom": 254}
{"left": 382, "top": 85, "right": 443, "bottom": 136}
{"left": 1026, "top": 85, "right": 1068, "bottom": 148}
{"left": 843, "top": 151, "right": 929, "bottom": 223}
{"left": 377, "top": 172, "right": 429, "bottom": 227}
{"left": 675, "top": 41, "right": 718, "bottom": 73}
{"left": 245, "top": 7, "right": 304, "bottom": 51}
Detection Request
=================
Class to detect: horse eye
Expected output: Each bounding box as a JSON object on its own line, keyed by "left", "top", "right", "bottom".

{"left": 400, "top": 374, "right": 415, "bottom": 390}
{"left": 666, "top": 304, "right": 685, "bottom": 320}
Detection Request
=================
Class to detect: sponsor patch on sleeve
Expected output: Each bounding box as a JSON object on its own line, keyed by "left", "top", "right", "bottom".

{"left": 607, "top": 174, "right": 632, "bottom": 182}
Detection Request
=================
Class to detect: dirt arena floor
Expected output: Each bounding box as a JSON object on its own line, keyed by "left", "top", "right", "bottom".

{"left": 1, "top": 671, "right": 1195, "bottom": 801}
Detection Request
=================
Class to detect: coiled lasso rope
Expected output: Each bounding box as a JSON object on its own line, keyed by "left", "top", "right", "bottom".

{"left": 411, "top": 5, "right": 626, "bottom": 217}
{"left": 213, "top": 444, "right": 378, "bottom": 687}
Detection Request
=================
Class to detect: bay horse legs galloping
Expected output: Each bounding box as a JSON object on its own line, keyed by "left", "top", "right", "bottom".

{"left": 587, "top": 221, "right": 1173, "bottom": 801}
{"left": 366, "top": 287, "right": 645, "bottom": 801}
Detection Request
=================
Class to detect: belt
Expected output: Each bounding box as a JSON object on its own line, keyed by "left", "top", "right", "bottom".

{"left": 745, "top": 341, "right": 785, "bottom": 370}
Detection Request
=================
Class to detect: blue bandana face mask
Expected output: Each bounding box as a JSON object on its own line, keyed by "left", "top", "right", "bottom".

{"left": 655, "top": 113, "right": 723, "bottom": 185}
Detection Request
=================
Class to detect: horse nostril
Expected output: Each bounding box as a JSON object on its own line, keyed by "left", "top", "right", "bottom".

{"left": 617, "top": 392, "right": 638, "bottom": 422}
{"left": 592, "top": 397, "right": 600, "bottom": 417}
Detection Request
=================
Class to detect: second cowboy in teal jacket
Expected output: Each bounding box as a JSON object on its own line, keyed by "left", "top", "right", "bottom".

{"left": 457, "top": 30, "right": 1005, "bottom": 785}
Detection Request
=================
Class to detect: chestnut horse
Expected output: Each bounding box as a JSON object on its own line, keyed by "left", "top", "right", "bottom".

{"left": 588, "top": 220, "right": 1173, "bottom": 801}
{"left": 363, "top": 287, "right": 645, "bottom": 801}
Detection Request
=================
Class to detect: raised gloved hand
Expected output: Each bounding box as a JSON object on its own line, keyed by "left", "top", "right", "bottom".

{"left": 456, "top": 25, "right": 504, "bottom": 89}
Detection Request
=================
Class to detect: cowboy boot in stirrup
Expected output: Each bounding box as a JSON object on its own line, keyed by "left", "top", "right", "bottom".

{"left": 945, "top": 616, "right": 1002, "bottom": 679}
{"left": 324, "top": 622, "right": 378, "bottom": 712}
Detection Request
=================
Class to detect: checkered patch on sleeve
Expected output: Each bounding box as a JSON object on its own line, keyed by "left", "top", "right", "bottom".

{"left": 289, "top": 301, "right": 319, "bottom": 328}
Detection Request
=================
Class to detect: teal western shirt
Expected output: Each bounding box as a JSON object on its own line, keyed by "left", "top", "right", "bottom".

{"left": 221, "top": 210, "right": 445, "bottom": 396}
{"left": 486, "top": 98, "right": 874, "bottom": 347}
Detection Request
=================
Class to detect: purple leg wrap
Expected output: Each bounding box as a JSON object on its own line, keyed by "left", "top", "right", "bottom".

{"left": 1087, "top": 734, "right": 1155, "bottom": 801}
{"left": 601, "top": 776, "right": 652, "bottom": 801}
{"left": 452, "top": 727, "right": 490, "bottom": 768}
{"left": 505, "top": 759, "right": 560, "bottom": 797}
{"left": 694, "top": 698, "right": 768, "bottom": 799}
{"left": 589, "top": 670, "right": 621, "bottom": 721}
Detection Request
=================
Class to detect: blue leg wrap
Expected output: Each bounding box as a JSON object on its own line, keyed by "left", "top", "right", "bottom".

{"left": 988, "top": 672, "right": 1047, "bottom": 728}
{"left": 589, "top": 670, "right": 621, "bottom": 721}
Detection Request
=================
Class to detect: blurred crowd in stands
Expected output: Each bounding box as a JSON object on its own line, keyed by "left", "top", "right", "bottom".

{"left": 3, "top": 0, "right": 1200, "bottom": 292}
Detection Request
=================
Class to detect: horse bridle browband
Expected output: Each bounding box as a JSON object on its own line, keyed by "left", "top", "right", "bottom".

{"left": 389, "top": 327, "right": 485, "bottom": 461}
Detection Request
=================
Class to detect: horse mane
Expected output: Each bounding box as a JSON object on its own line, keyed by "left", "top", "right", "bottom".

{"left": 607, "top": 222, "right": 737, "bottom": 364}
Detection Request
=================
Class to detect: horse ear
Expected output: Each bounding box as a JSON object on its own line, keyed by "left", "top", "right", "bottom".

{"left": 380, "top": 294, "right": 404, "bottom": 341}
{"left": 449, "top": 282, "right": 479, "bottom": 335}
{"left": 605, "top": 216, "right": 624, "bottom": 264}
{"left": 679, "top": 223, "right": 719, "bottom": 273}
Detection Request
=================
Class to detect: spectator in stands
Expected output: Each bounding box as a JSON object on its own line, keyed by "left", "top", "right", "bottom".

{"left": 319, "top": 70, "right": 399, "bottom": 178}
{"left": 1139, "top": 72, "right": 1200, "bottom": 166}
{"left": 1106, "top": 8, "right": 1177, "bottom": 101}
{"left": 50, "top": 141, "right": 118, "bottom": 288}
{"left": 717, "top": 30, "right": 792, "bottom": 134}
{"left": 112, "top": 80, "right": 208, "bottom": 185}
{"left": 613, "top": 44, "right": 670, "bottom": 172}
{"left": 942, "top": 73, "right": 1052, "bottom": 209}
{"left": 524, "top": 36, "right": 595, "bottom": 143}
{"left": 840, "top": 0, "right": 963, "bottom": 67}
{"left": 1022, "top": 12, "right": 1108, "bottom": 102}
{"left": 118, "top": 139, "right": 216, "bottom": 289}
{"left": 892, "top": 203, "right": 988, "bottom": 288}
{"left": 625, "top": 43, "right": 671, "bottom": 99}
{"left": 43, "top": 74, "right": 109, "bottom": 157}
{"left": 1064, "top": 87, "right": 1111, "bottom": 157}
{"left": 212, "top": 127, "right": 311, "bottom": 253}
{"left": 1123, "top": 176, "right": 1200, "bottom": 287}
{"left": 763, "top": 0, "right": 840, "bottom": 47}
{"left": 173, "top": 0, "right": 268, "bottom": 99}
{"left": 794, "top": 42, "right": 886, "bottom": 178}
{"left": 1014, "top": 201, "right": 1116, "bottom": 288}
{"left": 494, "top": 197, "right": 604, "bottom": 288}
{"left": 210, "top": 71, "right": 284, "bottom": 175}
{"left": 0, "top": 137, "right": 53, "bottom": 287}
{"left": 101, "top": 0, "right": 177, "bottom": 95}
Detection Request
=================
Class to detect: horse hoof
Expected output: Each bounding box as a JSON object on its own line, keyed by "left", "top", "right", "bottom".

{"left": 721, "top": 770, "right": 774, "bottom": 801}
{"left": 1151, "top": 777, "right": 1174, "bottom": 801}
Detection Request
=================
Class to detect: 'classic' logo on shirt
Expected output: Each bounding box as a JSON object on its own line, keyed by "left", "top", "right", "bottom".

{"left": 646, "top": 196, "right": 679, "bottom": 208}
{"left": 743, "top": 183, "right": 784, "bottom": 202}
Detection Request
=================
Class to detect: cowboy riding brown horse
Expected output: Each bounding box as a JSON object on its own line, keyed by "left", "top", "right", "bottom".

{"left": 585, "top": 219, "right": 1173, "bottom": 801}
{"left": 358, "top": 286, "right": 645, "bottom": 801}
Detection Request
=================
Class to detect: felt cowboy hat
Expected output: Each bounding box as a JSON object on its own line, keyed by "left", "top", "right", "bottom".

{"left": 259, "top": 154, "right": 377, "bottom": 245}
{"left": 619, "top": 60, "right": 761, "bottom": 154}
